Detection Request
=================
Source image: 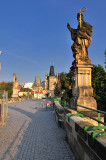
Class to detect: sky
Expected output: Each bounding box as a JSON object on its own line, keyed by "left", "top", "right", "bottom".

{"left": 0, "top": 0, "right": 106, "bottom": 83}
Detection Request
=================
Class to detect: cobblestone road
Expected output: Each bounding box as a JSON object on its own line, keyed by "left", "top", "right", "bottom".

{"left": 0, "top": 99, "right": 75, "bottom": 160}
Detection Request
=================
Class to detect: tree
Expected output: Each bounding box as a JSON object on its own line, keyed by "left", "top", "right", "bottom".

{"left": 54, "top": 70, "right": 73, "bottom": 105}
{"left": 104, "top": 50, "right": 106, "bottom": 71}
{"left": 54, "top": 84, "right": 61, "bottom": 97}
{"left": 92, "top": 65, "right": 106, "bottom": 111}
{"left": 0, "top": 82, "right": 13, "bottom": 98}
{"left": 59, "top": 72, "right": 67, "bottom": 90}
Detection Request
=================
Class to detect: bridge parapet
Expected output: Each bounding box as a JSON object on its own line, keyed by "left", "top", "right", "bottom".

{"left": 66, "top": 115, "right": 106, "bottom": 160}
{"left": 54, "top": 100, "right": 106, "bottom": 160}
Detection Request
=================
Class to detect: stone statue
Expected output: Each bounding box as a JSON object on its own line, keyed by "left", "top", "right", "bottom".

{"left": 12, "top": 73, "right": 19, "bottom": 98}
{"left": 67, "top": 9, "right": 97, "bottom": 112}
{"left": 67, "top": 13, "right": 92, "bottom": 64}
{"left": 13, "top": 73, "right": 18, "bottom": 89}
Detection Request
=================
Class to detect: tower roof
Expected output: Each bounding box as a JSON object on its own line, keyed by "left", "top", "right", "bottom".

{"left": 35, "top": 76, "right": 41, "bottom": 85}
{"left": 49, "top": 66, "right": 55, "bottom": 76}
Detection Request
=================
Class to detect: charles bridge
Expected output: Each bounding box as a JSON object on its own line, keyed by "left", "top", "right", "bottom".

{"left": 0, "top": 7, "right": 106, "bottom": 160}
{"left": 0, "top": 98, "right": 106, "bottom": 160}
{"left": 0, "top": 99, "right": 75, "bottom": 160}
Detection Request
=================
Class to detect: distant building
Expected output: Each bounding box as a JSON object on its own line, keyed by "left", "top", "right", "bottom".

{"left": 18, "top": 88, "right": 32, "bottom": 97}
{"left": 41, "top": 81, "right": 45, "bottom": 90}
{"left": 33, "top": 76, "right": 43, "bottom": 99}
{"left": 34, "top": 83, "right": 43, "bottom": 93}
{"left": 34, "top": 91, "right": 43, "bottom": 99}
{"left": 34, "top": 76, "right": 41, "bottom": 86}
{"left": 45, "top": 74, "right": 48, "bottom": 91}
{"left": 45, "top": 66, "right": 57, "bottom": 97}
{"left": 23, "top": 82, "right": 33, "bottom": 89}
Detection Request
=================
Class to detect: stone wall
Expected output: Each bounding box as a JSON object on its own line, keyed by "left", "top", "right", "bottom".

{"left": 54, "top": 103, "right": 106, "bottom": 160}
{"left": 66, "top": 115, "right": 106, "bottom": 160}
{"left": 54, "top": 101, "right": 64, "bottom": 128}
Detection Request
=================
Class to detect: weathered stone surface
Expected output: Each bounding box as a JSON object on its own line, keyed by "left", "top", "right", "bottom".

{"left": 55, "top": 104, "right": 64, "bottom": 128}
{"left": 74, "top": 137, "right": 84, "bottom": 160}
{"left": 70, "top": 64, "right": 97, "bottom": 110}
{"left": 88, "top": 135, "right": 106, "bottom": 160}
{"left": 66, "top": 115, "right": 106, "bottom": 160}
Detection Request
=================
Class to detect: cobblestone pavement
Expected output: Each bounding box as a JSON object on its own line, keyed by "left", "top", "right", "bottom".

{"left": 0, "top": 99, "right": 75, "bottom": 160}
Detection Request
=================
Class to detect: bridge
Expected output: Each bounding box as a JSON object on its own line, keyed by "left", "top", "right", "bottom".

{"left": 54, "top": 98, "right": 106, "bottom": 160}
{"left": 0, "top": 98, "right": 106, "bottom": 160}
{"left": 0, "top": 99, "right": 75, "bottom": 160}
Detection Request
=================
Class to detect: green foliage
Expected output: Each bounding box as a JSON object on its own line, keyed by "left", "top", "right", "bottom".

{"left": 59, "top": 72, "right": 67, "bottom": 90}
{"left": 61, "top": 89, "right": 72, "bottom": 103}
{"left": 54, "top": 70, "right": 73, "bottom": 105}
{"left": 54, "top": 84, "right": 61, "bottom": 96}
{"left": 0, "top": 82, "right": 13, "bottom": 98}
{"left": 59, "top": 71, "right": 72, "bottom": 90}
{"left": 105, "top": 50, "right": 106, "bottom": 70}
{"left": 92, "top": 65, "right": 106, "bottom": 111}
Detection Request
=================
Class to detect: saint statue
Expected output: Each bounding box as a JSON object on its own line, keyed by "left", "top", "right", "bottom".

{"left": 13, "top": 73, "right": 18, "bottom": 89}
{"left": 67, "top": 13, "right": 92, "bottom": 63}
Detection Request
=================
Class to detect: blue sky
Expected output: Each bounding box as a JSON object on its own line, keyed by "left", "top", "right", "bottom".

{"left": 0, "top": 0, "right": 106, "bottom": 83}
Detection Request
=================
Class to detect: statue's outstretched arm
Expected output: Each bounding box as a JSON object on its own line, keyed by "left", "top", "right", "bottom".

{"left": 67, "top": 23, "right": 72, "bottom": 32}
{"left": 67, "top": 23, "right": 75, "bottom": 33}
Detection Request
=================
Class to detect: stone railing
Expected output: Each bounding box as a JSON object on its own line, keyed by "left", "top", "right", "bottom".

{"left": 54, "top": 102, "right": 106, "bottom": 160}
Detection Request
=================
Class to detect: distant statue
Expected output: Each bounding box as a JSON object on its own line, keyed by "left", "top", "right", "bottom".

{"left": 13, "top": 73, "right": 18, "bottom": 89}
{"left": 67, "top": 13, "right": 92, "bottom": 62}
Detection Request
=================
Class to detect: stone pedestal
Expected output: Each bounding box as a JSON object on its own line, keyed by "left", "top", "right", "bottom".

{"left": 12, "top": 89, "right": 18, "bottom": 98}
{"left": 70, "top": 64, "right": 97, "bottom": 110}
